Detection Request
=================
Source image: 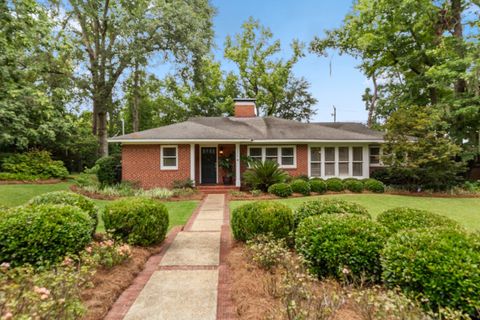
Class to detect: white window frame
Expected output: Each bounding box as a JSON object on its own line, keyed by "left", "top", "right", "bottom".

{"left": 247, "top": 145, "right": 297, "bottom": 169}
{"left": 337, "top": 146, "right": 350, "bottom": 177}
{"left": 308, "top": 145, "right": 369, "bottom": 179}
{"left": 352, "top": 146, "right": 364, "bottom": 177}
{"left": 160, "top": 145, "right": 178, "bottom": 170}
{"left": 369, "top": 146, "right": 383, "bottom": 167}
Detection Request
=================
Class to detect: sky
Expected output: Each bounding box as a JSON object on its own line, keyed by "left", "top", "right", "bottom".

{"left": 210, "top": 0, "right": 368, "bottom": 123}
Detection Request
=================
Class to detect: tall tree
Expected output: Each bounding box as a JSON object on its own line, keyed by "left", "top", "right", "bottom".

{"left": 59, "top": 0, "right": 214, "bottom": 156}
{"left": 224, "top": 17, "right": 317, "bottom": 121}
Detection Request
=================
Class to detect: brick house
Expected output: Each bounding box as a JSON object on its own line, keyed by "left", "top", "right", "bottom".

{"left": 108, "top": 98, "right": 385, "bottom": 189}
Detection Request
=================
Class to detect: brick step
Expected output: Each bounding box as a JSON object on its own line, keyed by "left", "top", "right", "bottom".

{"left": 197, "top": 185, "right": 239, "bottom": 194}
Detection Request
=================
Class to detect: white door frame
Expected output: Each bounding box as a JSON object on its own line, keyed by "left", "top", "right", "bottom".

{"left": 199, "top": 144, "right": 219, "bottom": 184}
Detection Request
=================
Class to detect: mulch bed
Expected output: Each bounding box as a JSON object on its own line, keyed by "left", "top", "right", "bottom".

{"left": 0, "top": 178, "right": 63, "bottom": 185}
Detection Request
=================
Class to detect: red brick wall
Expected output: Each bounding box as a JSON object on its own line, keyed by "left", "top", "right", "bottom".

{"left": 122, "top": 144, "right": 191, "bottom": 189}
{"left": 234, "top": 104, "right": 256, "bottom": 117}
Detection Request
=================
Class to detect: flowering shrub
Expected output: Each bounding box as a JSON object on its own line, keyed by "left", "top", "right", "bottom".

{"left": 84, "top": 239, "right": 132, "bottom": 269}
{"left": 246, "top": 234, "right": 289, "bottom": 270}
{"left": 0, "top": 262, "right": 92, "bottom": 319}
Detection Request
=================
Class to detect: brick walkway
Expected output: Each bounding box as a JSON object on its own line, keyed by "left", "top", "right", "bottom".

{"left": 106, "top": 194, "right": 231, "bottom": 320}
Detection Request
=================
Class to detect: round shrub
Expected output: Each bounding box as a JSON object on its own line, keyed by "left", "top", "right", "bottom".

{"left": 96, "top": 155, "right": 121, "bottom": 186}
{"left": 296, "top": 214, "right": 387, "bottom": 281}
{"left": 104, "top": 198, "right": 169, "bottom": 246}
{"left": 364, "top": 178, "right": 385, "bottom": 193}
{"left": 294, "top": 199, "right": 370, "bottom": 226}
{"left": 29, "top": 191, "right": 98, "bottom": 230}
{"left": 309, "top": 179, "right": 327, "bottom": 194}
{"left": 381, "top": 228, "right": 480, "bottom": 316}
{"left": 268, "top": 183, "right": 293, "bottom": 198}
{"left": 326, "top": 178, "right": 344, "bottom": 192}
{"left": 231, "top": 201, "right": 294, "bottom": 242}
{"left": 0, "top": 204, "right": 93, "bottom": 266}
{"left": 377, "top": 207, "right": 460, "bottom": 234}
{"left": 290, "top": 179, "right": 311, "bottom": 196}
{"left": 344, "top": 179, "right": 364, "bottom": 193}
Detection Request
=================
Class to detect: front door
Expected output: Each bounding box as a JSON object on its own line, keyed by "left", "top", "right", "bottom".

{"left": 201, "top": 147, "right": 217, "bottom": 184}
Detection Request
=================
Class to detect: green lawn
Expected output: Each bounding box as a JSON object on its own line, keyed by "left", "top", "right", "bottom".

{"left": 0, "top": 183, "right": 198, "bottom": 233}
{"left": 230, "top": 194, "right": 480, "bottom": 231}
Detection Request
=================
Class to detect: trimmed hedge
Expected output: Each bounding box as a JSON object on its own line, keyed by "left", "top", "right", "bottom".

{"left": 29, "top": 191, "right": 98, "bottom": 231}
{"left": 294, "top": 199, "right": 370, "bottom": 226}
{"left": 96, "top": 155, "right": 121, "bottom": 186}
{"left": 344, "top": 179, "right": 364, "bottom": 193}
{"left": 363, "top": 178, "right": 385, "bottom": 193}
{"left": 326, "top": 178, "right": 344, "bottom": 192}
{"left": 104, "top": 198, "right": 169, "bottom": 246}
{"left": 1, "top": 151, "right": 68, "bottom": 179}
{"left": 377, "top": 208, "right": 460, "bottom": 234}
{"left": 381, "top": 228, "right": 480, "bottom": 316}
{"left": 309, "top": 179, "right": 327, "bottom": 194}
{"left": 290, "top": 179, "right": 311, "bottom": 196}
{"left": 0, "top": 204, "right": 93, "bottom": 266}
{"left": 296, "top": 214, "right": 387, "bottom": 281}
{"left": 268, "top": 183, "right": 293, "bottom": 198}
{"left": 231, "top": 201, "right": 294, "bottom": 241}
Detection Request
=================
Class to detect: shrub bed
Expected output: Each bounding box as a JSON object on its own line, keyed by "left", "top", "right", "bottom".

{"left": 363, "top": 178, "right": 385, "bottom": 193}
{"left": 268, "top": 183, "right": 293, "bottom": 198}
{"left": 104, "top": 198, "right": 169, "bottom": 246}
{"left": 377, "top": 208, "right": 460, "bottom": 234}
{"left": 381, "top": 228, "right": 480, "bottom": 316}
{"left": 231, "top": 201, "right": 294, "bottom": 241}
{"left": 326, "top": 178, "right": 344, "bottom": 192}
{"left": 290, "top": 179, "right": 311, "bottom": 196}
{"left": 0, "top": 151, "right": 68, "bottom": 180}
{"left": 309, "top": 179, "right": 327, "bottom": 194}
{"left": 296, "top": 214, "right": 387, "bottom": 281}
{"left": 294, "top": 199, "right": 370, "bottom": 226}
{"left": 344, "top": 179, "right": 364, "bottom": 193}
{"left": 0, "top": 204, "right": 93, "bottom": 266}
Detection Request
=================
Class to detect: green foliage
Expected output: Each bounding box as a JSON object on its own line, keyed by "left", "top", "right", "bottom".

{"left": 296, "top": 214, "right": 387, "bottom": 281}
{"left": 309, "top": 178, "right": 327, "bottom": 194}
{"left": 344, "top": 179, "right": 364, "bottom": 193}
{"left": 103, "top": 198, "right": 169, "bottom": 246}
{"left": 0, "top": 205, "right": 93, "bottom": 266}
{"left": 231, "top": 201, "right": 294, "bottom": 242}
{"left": 243, "top": 160, "right": 288, "bottom": 191}
{"left": 268, "top": 182, "right": 293, "bottom": 198}
{"left": 84, "top": 239, "right": 131, "bottom": 269}
{"left": 363, "top": 179, "right": 385, "bottom": 193}
{"left": 172, "top": 179, "right": 195, "bottom": 189}
{"left": 325, "top": 178, "right": 344, "bottom": 192}
{"left": 95, "top": 155, "right": 121, "bottom": 186}
{"left": 290, "top": 179, "right": 311, "bottom": 196}
{"left": 1, "top": 151, "right": 68, "bottom": 179}
{"left": 28, "top": 191, "right": 98, "bottom": 231}
{"left": 294, "top": 199, "right": 370, "bottom": 227}
{"left": 381, "top": 228, "right": 480, "bottom": 316}
{"left": 377, "top": 208, "right": 460, "bottom": 235}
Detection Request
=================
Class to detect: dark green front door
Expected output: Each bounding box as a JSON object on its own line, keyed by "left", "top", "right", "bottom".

{"left": 201, "top": 147, "right": 217, "bottom": 184}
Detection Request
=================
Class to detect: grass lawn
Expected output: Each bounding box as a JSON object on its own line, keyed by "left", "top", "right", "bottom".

{"left": 230, "top": 194, "right": 480, "bottom": 231}
{"left": 0, "top": 183, "right": 199, "bottom": 233}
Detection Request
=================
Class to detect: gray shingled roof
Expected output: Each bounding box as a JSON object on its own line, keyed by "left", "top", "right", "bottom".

{"left": 108, "top": 117, "right": 385, "bottom": 142}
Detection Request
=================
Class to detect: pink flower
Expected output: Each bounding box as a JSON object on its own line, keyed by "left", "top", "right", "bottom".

{"left": 0, "top": 262, "right": 10, "bottom": 270}
{"left": 2, "top": 312, "right": 13, "bottom": 320}
{"left": 40, "top": 294, "right": 49, "bottom": 300}
{"left": 86, "top": 246, "right": 92, "bottom": 253}
{"left": 34, "top": 286, "right": 50, "bottom": 296}
{"left": 105, "top": 240, "right": 114, "bottom": 247}
{"left": 342, "top": 268, "right": 350, "bottom": 275}
{"left": 62, "top": 257, "right": 73, "bottom": 266}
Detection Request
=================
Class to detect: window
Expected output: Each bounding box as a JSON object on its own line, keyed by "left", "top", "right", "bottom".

{"left": 352, "top": 147, "right": 363, "bottom": 176}
{"left": 324, "top": 147, "right": 335, "bottom": 176}
{"left": 338, "top": 147, "right": 349, "bottom": 176}
{"left": 247, "top": 146, "right": 296, "bottom": 168}
{"left": 369, "top": 146, "right": 381, "bottom": 165}
{"left": 310, "top": 147, "right": 322, "bottom": 177}
{"left": 161, "top": 146, "right": 178, "bottom": 170}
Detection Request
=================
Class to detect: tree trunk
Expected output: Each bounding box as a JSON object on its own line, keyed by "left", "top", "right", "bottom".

{"left": 132, "top": 62, "right": 140, "bottom": 132}
{"left": 452, "top": 0, "right": 466, "bottom": 94}
{"left": 367, "top": 73, "right": 378, "bottom": 127}
{"left": 97, "top": 111, "right": 109, "bottom": 157}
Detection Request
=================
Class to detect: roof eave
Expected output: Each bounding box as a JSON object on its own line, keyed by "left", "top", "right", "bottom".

{"left": 108, "top": 138, "right": 386, "bottom": 144}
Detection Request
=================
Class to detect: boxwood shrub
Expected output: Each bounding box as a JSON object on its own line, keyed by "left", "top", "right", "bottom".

{"left": 96, "top": 155, "right": 121, "bottom": 186}
{"left": 104, "top": 198, "right": 169, "bottom": 246}
{"left": 363, "top": 178, "right": 385, "bottom": 193}
{"left": 344, "top": 179, "right": 364, "bottom": 193}
{"left": 268, "top": 183, "right": 293, "bottom": 198}
{"left": 326, "top": 178, "right": 344, "bottom": 192}
{"left": 377, "top": 207, "right": 460, "bottom": 234}
{"left": 290, "top": 179, "right": 311, "bottom": 196}
{"left": 294, "top": 199, "right": 370, "bottom": 226}
{"left": 296, "top": 214, "right": 387, "bottom": 281}
{"left": 309, "top": 179, "right": 327, "bottom": 194}
{"left": 381, "top": 228, "right": 480, "bottom": 316}
{"left": 0, "top": 204, "right": 93, "bottom": 266}
{"left": 29, "top": 191, "right": 98, "bottom": 231}
{"left": 231, "top": 201, "right": 294, "bottom": 242}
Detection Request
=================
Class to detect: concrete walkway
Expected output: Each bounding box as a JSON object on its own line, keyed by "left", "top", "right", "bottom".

{"left": 122, "top": 194, "right": 225, "bottom": 320}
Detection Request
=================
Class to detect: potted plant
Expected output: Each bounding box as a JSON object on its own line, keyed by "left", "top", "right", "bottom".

{"left": 219, "top": 154, "right": 234, "bottom": 185}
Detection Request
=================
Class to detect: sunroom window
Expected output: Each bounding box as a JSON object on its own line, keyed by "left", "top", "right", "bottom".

{"left": 338, "top": 147, "right": 349, "bottom": 176}
{"left": 309, "top": 146, "right": 366, "bottom": 178}
{"left": 247, "top": 146, "right": 296, "bottom": 168}
{"left": 352, "top": 147, "right": 363, "bottom": 176}
{"left": 324, "top": 147, "right": 335, "bottom": 176}
{"left": 310, "top": 147, "right": 322, "bottom": 177}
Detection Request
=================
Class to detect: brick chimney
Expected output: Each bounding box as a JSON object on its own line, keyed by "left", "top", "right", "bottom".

{"left": 234, "top": 98, "right": 257, "bottom": 117}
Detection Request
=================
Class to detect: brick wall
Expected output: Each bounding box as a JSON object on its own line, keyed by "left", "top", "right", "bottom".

{"left": 122, "top": 144, "right": 191, "bottom": 189}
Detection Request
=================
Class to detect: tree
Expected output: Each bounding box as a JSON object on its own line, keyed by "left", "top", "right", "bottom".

{"left": 60, "top": 0, "right": 215, "bottom": 156}
{"left": 224, "top": 17, "right": 317, "bottom": 121}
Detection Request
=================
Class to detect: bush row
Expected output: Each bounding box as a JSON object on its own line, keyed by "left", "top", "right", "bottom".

{"left": 0, "top": 151, "right": 69, "bottom": 180}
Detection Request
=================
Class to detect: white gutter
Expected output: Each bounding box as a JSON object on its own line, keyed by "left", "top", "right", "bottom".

{"left": 108, "top": 138, "right": 385, "bottom": 144}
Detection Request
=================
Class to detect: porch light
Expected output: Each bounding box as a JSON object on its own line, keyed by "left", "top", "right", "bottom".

{"left": 219, "top": 146, "right": 224, "bottom": 155}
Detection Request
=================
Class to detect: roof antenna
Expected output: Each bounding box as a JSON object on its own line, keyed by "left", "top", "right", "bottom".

{"left": 331, "top": 105, "right": 336, "bottom": 122}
